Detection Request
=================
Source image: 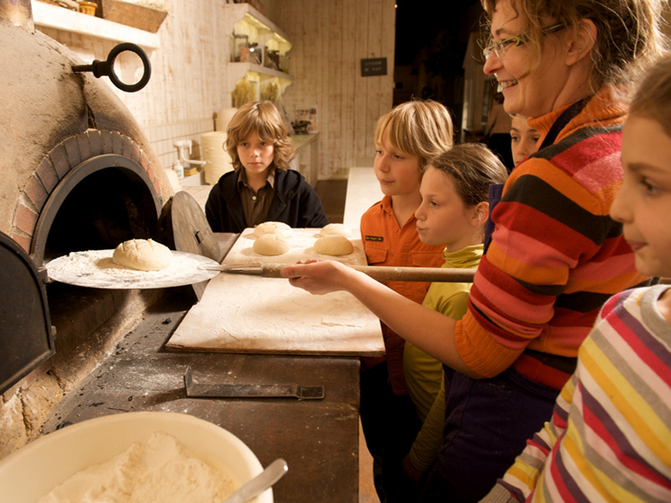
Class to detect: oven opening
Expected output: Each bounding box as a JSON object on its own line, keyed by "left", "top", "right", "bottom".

{"left": 30, "top": 153, "right": 167, "bottom": 376}
{"left": 35, "top": 154, "right": 162, "bottom": 265}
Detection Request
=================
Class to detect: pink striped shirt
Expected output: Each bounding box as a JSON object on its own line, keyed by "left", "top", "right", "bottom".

{"left": 455, "top": 87, "right": 647, "bottom": 386}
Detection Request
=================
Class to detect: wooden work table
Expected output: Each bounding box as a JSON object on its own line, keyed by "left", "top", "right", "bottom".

{"left": 42, "top": 298, "right": 361, "bottom": 502}
{"left": 41, "top": 234, "right": 363, "bottom": 502}
{"left": 42, "top": 168, "right": 386, "bottom": 500}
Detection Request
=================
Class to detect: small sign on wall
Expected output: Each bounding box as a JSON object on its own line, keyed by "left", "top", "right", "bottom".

{"left": 361, "top": 58, "right": 387, "bottom": 77}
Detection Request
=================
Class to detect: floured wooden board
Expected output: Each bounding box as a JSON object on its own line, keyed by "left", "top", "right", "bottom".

{"left": 220, "top": 227, "right": 367, "bottom": 265}
{"left": 166, "top": 228, "right": 384, "bottom": 356}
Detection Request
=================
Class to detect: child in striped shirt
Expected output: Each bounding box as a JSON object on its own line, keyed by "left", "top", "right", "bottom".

{"left": 481, "top": 52, "right": 671, "bottom": 503}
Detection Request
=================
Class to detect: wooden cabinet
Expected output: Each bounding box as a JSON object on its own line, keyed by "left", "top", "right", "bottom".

{"left": 223, "top": 3, "right": 293, "bottom": 104}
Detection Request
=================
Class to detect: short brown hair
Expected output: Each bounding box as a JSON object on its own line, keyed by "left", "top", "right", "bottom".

{"left": 374, "top": 99, "right": 454, "bottom": 171}
{"left": 480, "top": 0, "right": 668, "bottom": 88}
{"left": 427, "top": 143, "right": 508, "bottom": 207}
{"left": 630, "top": 53, "right": 671, "bottom": 138}
{"left": 226, "top": 101, "right": 293, "bottom": 171}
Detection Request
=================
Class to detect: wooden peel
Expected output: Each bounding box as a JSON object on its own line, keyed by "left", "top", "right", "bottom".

{"left": 201, "top": 263, "right": 475, "bottom": 283}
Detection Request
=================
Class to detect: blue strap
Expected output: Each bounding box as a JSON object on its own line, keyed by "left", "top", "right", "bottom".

{"left": 484, "top": 183, "right": 504, "bottom": 253}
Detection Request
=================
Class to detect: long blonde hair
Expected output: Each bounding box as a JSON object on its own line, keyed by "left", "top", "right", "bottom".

{"left": 226, "top": 101, "right": 293, "bottom": 171}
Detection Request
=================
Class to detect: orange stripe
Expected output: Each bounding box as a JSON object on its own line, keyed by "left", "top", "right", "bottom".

{"left": 486, "top": 241, "right": 569, "bottom": 286}
{"left": 455, "top": 313, "right": 521, "bottom": 377}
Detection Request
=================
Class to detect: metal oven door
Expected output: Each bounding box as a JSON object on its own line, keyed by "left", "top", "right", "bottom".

{"left": 0, "top": 231, "right": 54, "bottom": 394}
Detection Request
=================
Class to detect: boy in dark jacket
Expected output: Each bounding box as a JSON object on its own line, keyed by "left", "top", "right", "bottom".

{"left": 206, "top": 101, "right": 327, "bottom": 233}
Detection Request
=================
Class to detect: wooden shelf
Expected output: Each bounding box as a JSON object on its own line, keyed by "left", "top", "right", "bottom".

{"left": 99, "top": 0, "right": 167, "bottom": 33}
{"left": 228, "top": 62, "right": 293, "bottom": 96}
{"left": 224, "top": 2, "right": 291, "bottom": 55}
{"left": 31, "top": 0, "right": 160, "bottom": 50}
{"left": 229, "top": 62, "right": 292, "bottom": 81}
{"left": 223, "top": 2, "right": 293, "bottom": 103}
{"left": 290, "top": 133, "right": 318, "bottom": 151}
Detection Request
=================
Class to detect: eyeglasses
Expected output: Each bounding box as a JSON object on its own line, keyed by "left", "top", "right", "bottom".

{"left": 482, "top": 23, "right": 565, "bottom": 60}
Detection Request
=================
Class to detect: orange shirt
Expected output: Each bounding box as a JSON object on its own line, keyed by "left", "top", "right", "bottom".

{"left": 360, "top": 195, "right": 445, "bottom": 395}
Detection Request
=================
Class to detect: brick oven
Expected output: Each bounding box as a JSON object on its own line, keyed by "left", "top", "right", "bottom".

{"left": 0, "top": 0, "right": 180, "bottom": 457}
{"left": 0, "top": 4, "right": 378, "bottom": 500}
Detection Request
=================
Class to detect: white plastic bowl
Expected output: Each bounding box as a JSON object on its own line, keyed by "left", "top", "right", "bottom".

{"left": 0, "top": 411, "right": 272, "bottom": 503}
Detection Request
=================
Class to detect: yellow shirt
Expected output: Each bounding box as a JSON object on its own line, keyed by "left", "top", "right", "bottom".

{"left": 404, "top": 244, "right": 482, "bottom": 471}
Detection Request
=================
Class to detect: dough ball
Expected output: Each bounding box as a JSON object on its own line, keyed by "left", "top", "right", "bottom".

{"left": 253, "top": 221, "right": 293, "bottom": 238}
{"left": 253, "top": 234, "right": 290, "bottom": 256}
{"left": 112, "top": 239, "right": 173, "bottom": 271}
{"left": 320, "top": 223, "right": 352, "bottom": 238}
{"left": 314, "top": 235, "right": 354, "bottom": 256}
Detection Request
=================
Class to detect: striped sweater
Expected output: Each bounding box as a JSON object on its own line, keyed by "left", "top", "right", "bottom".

{"left": 455, "top": 86, "right": 647, "bottom": 386}
{"left": 484, "top": 285, "right": 671, "bottom": 502}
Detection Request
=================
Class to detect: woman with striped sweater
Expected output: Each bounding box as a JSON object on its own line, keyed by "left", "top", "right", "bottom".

{"left": 483, "top": 52, "right": 671, "bottom": 503}
{"left": 282, "top": 0, "right": 667, "bottom": 500}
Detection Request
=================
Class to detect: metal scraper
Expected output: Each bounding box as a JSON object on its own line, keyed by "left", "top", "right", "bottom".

{"left": 183, "top": 367, "right": 325, "bottom": 400}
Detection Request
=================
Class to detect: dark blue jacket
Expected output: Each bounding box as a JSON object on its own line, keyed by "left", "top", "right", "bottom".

{"left": 205, "top": 169, "right": 329, "bottom": 233}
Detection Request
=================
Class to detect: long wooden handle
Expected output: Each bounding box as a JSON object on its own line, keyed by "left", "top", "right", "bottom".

{"left": 259, "top": 263, "right": 475, "bottom": 283}
{"left": 352, "top": 266, "right": 475, "bottom": 282}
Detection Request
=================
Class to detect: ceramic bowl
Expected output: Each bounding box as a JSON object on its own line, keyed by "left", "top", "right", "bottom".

{"left": 0, "top": 411, "right": 272, "bottom": 503}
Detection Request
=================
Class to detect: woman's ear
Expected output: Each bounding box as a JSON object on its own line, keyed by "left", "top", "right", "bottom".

{"left": 471, "top": 201, "right": 489, "bottom": 227}
{"left": 565, "top": 19, "right": 597, "bottom": 66}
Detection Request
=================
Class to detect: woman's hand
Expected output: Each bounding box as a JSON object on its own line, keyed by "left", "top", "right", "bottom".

{"left": 281, "top": 259, "right": 358, "bottom": 295}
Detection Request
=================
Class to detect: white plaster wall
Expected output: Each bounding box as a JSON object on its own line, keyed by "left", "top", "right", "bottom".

{"left": 35, "top": 0, "right": 279, "bottom": 178}
{"left": 33, "top": 0, "right": 396, "bottom": 182}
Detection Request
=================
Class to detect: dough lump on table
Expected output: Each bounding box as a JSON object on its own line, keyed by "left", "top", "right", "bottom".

{"left": 253, "top": 221, "right": 293, "bottom": 238}
{"left": 254, "top": 234, "right": 290, "bottom": 256}
{"left": 320, "top": 223, "right": 352, "bottom": 238}
{"left": 112, "top": 238, "right": 173, "bottom": 271}
{"left": 314, "top": 235, "right": 354, "bottom": 256}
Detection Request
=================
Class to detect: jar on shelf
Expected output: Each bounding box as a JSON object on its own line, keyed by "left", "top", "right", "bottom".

{"left": 232, "top": 33, "right": 249, "bottom": 62}
{"left": 77, "top": 1, "right": 97, "bottom": 15}
{"left": 248, "top": 43, "right": 262, "bottom": 65}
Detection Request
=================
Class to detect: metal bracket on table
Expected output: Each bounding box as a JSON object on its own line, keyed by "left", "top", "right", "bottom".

{"left": 184, "top": 367, "right": 325, "bottom": 401}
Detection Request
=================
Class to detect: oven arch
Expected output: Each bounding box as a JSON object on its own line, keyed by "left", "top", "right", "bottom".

{"left": 9, "top": 130, "right": 165, "bottom": 266}
{"left": 30, "top": 154, "right": 163, "bottom": 266}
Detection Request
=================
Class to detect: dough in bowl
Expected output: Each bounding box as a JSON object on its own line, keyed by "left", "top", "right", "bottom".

{"left": 253, "top": 221, "right": 293, "bottom": 238}
{"left": 320, "top": 223, "right": 352, "bottom": 238}
{"left": 253, "top": 234, "right": 290, "bottom": 256}
{"left": 314, "top": 235, "right": 354, "bottom": 256}
{"left": 113, "top": 239, "right": 173, "bottom": 271}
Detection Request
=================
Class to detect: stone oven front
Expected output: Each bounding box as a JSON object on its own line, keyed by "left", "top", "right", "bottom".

{"left": 0, "top": 1, "right": 176, "bottom": 455}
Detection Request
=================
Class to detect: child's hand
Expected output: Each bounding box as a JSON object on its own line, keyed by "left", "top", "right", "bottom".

{"left": 281, "top": 259, "right": 354, "bottom": 295}
{"left": 402, "top": 454, "right": 425, "bottom": 487}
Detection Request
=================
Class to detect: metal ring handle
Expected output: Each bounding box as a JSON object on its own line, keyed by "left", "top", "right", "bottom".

{"left": 72, "top": 43, "right": 151, "bottom": 93}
